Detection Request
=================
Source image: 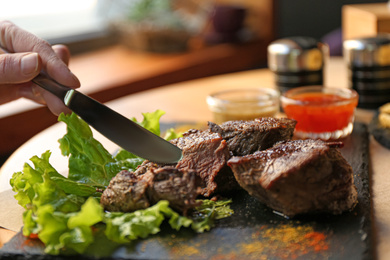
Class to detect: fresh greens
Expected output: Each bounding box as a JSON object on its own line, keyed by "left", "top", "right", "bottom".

{"left": 10, "top": 110, "right": 233, "bottom": 255}
{"left": 58, "top": 112, "right": 120, "bottom": 188}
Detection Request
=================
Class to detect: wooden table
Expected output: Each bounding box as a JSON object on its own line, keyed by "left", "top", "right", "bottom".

{"left": 1, "top": 57, "right": 390, "bottom": 259}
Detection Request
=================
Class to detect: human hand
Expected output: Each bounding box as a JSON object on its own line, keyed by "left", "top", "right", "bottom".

{"left": 0, "top": 20, "right": 80, "bottom": 115}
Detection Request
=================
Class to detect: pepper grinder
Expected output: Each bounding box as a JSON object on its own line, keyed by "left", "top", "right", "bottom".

{"left": 343, "top": 34, "right": 390, "bottom": 109}
{"left": 267, "top": 37, "right": 329, "bottom": 93}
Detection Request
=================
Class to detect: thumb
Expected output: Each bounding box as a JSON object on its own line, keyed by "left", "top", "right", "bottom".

{"left": 0, "top": 52, "right": 41, "bottom": 84}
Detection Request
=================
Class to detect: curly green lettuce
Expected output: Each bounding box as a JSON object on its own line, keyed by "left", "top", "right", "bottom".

{"left": 10, "top": 110, "right": 233, "bottom": 255}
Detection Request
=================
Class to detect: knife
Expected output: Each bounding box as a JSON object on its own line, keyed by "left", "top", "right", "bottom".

{"left": 32, "top": 73, "right": 183, "bottom": 164}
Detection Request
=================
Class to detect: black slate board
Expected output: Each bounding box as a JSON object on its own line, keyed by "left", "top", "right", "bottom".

{"left": 0, "top": 123, "right": 372, "bottom": 260}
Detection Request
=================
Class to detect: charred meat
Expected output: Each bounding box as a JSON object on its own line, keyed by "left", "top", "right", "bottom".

{"left": 170, "top": 129, "right": 236, "bottom": 196}
{"left": 102, "top": 127, "right": 237, "bottom": 214}
{"left": 101, "top": 166, "right": 202, "bottom": 214}
{"left": 100, "top": 170, "right": 150, "bottom": 212}
{"left": 147, "top": 166, "right": 203, "bottom": 213}
{"left": 227, "top": 139, "right": 357, "bottom": 217}
{"left": 102, "top": 118, "right": 357, "bottom": 218}
{"left": 208, "top": 117, "right": 296, "bottom": 156}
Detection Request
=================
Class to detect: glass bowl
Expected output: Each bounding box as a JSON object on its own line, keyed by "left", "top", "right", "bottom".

{"left": 281, "top": 86, "right": 359, "bottom": 140}
{"left": 206, "top": 88, "right": 280, "bottom": 124}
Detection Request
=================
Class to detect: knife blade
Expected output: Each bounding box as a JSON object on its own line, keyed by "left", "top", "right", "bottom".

{"left": 32, "top": 74, "right": 182, "bottom": 164}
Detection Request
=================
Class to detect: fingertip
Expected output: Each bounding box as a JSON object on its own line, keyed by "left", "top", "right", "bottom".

{"left": 70, "top": 71, "right": 81, "bottom": 88}
{"left": 47, "top": 45, "right": 80, "bottom": 89}
{"left": 46, "top": 58, "right": 80, "bottom": 89}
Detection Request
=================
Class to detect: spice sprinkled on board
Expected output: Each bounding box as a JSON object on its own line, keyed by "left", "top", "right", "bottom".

{"left": 238, "top": 223, "right": 330, "bottom": 259}
{"left": 170, "top": 244, "right": 201, "bottom": 257}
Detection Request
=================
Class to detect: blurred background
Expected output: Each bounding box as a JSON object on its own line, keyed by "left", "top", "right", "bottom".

{"left": 0, "top": 0, "right": 388, "bottom": 164}
{"left": 1, "top": 0, "right": 387, "bottom": 54}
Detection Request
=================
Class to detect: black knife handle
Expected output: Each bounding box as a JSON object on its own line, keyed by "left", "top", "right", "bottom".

{"left": 32, "top": 73, "right": 72, "bottom": 103}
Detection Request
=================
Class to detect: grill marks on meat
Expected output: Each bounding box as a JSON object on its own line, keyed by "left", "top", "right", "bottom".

{"left": 170, "top": 129, "right": 232, "bottom": 196}
{"left": 228, "top": 139, "right": 357, "bottom": 217}
{"left": 100, "top": 170, "right": 150, "bottom": 212}
{"left": 208, "top": 117, "right": 296, "bottom": 156}
{"left": 147, "top": 167, "right": 203, "bottom": 212}
{"left": 101, "top": 167, "right": 202, "bottom": 214}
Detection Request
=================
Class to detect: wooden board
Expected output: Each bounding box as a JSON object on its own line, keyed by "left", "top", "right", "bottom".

{"left": 0, "top": 123, "right": 372, "bottom": 260}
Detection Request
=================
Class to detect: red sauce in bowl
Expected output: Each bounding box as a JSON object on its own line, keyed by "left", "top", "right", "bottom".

{"left": 281, "top": 87, "right": 358, "bottom": 139}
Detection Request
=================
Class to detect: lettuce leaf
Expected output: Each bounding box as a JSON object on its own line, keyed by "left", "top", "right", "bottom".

{"left": 164, "top": 127, "right": 183, "bottom": 141}
{"left": 131, "top": 109, "right": 165, "bottom": 136}
{"left": 58, "top": 113, "right": 117, "bottom": 187}
{"left": 10, "top": 111, "right": 233, "bottom": 256}
{"left": 36, "top": 197, "right": 103, "bottom": 255}
{"left": 11, "top": 151, "right": 87, "bottom": 238}
{"left": 104, "top": 200, "right": 188, "bottom": 243}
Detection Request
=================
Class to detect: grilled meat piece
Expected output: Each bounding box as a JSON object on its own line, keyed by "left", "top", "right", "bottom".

{"left": 208, "top": 117, "right": 297, "bottom": 156}
{"left": 101, "top": 166, "right": 202, "bottom": 214}
{"left": 147, "top": 166, "right": 203, "bottom": 213}
{"left": 170, "top": 129, "right": 235, "bottom": 196}
{"left": 103, "top": 127, "right": 237, "bottom": 212}
{"left": 227, "top": 139, "right": 357, "bottom": 217}
{"left": 100, "top": 170, "right": 150, "bottom": 212}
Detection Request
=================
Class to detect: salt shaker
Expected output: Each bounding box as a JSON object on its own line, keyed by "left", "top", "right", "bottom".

{"left": 267, "top": 37, "right": 329, "bottom": 93}
{"left": 343, "top": 34, "right": 390, "bottom": 109}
